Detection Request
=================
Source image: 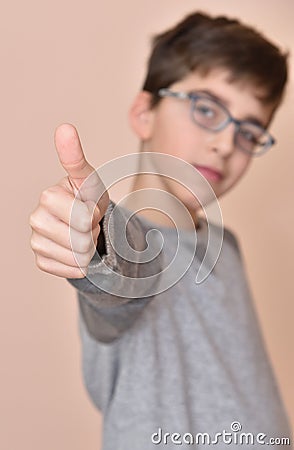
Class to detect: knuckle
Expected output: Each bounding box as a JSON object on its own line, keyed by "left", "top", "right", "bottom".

{"left": 35, "top": 255, "right": 47, "bottom": 271}
{"left": 39, "top": 186, "right": 60, "bottom": 207}
{"left": 29, "top": 212, "right": 35, "bottom": 229}
{"left": 70, "top": 203, "right": 92, "bottom": 232}
{"left": 77, "top": 234, "right": 93, "bottom": 253}
{"left": 78, "top": 211, "right": 92, "bottom": 233}
{"left": 39, "top": 189, "right": 51, "bottom": 207}
{"left": 30, "top": 235, "right": 40, "bottom": 252}
{"left": 29, "top": 213, "right": 43, "bottom": 233}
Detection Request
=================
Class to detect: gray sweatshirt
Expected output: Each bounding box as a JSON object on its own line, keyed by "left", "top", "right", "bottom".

{"left": 68, "top": 201, "right": 292, "bottom": 449}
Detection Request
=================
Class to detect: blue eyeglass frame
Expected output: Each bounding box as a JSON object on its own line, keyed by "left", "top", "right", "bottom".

{"left": 158, "top": 88, "right": 276, "bottom": 156}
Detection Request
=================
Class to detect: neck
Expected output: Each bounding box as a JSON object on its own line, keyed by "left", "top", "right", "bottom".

{"left": 122, "top": 161, "right": 199, "bottom": 230}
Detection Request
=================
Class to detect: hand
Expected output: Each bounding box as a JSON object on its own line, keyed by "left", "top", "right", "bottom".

{"left": 30, "top": 123, "right": 109, "bottom": 278}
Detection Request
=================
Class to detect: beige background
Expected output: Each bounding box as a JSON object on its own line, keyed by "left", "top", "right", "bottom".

{"left": 0, "top": 1, "right": 293, "bottom": 449}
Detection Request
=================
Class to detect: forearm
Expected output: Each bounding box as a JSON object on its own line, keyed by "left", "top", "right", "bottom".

{"left": 68, "top": 201, "right": 163, "bottom": 342}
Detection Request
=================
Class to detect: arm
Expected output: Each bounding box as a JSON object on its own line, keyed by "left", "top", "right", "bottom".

{"left": 29, "top": 124, "right": 162, "bottom": 343}
{"left": 68, "top": 200, "right": 163, "bottom": 343}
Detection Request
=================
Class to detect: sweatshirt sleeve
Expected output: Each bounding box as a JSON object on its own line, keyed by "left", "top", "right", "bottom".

{"left": 67, "top": 201, "right": 163, "bottom": 343}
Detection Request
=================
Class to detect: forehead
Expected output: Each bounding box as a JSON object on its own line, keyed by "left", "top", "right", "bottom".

{"left": 169, "top": 69, "right": 275, "bottom": 126}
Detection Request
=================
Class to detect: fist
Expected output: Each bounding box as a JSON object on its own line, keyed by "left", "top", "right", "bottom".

{"left": 29, "top": 124, "right": 109, "bottom": 278}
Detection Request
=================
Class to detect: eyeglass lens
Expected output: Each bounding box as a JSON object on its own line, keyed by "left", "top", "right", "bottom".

{"left": 192, "top": 97, "right": 269, "bottom": 153}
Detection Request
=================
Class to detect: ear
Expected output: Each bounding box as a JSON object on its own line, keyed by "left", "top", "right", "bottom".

{"left": 128, "top": 91, "right": 155, "bottom": 140}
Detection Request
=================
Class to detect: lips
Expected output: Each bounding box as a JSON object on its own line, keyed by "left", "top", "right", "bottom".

{"left": 193, "top": 164, "right": 223, "bottom": 182}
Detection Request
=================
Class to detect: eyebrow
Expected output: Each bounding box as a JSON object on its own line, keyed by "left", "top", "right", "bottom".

{"left": 188, "top": 89, "right": 267, "bottom": 128}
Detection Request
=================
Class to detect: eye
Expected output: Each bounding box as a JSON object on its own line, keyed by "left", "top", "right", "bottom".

{"left": 191, "top": 96, "right": 229, "bottom": 130}
{"left": 195, "top": 104, "right": 215, "bottom": 118}
{"left": 239, "top": 129, "right": 255, "bottom": 142}
{"left": 238, "top": 127, "right": 260, "bottom": 144}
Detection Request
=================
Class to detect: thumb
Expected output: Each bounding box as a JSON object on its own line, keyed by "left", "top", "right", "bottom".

{"left": 54, "top": 123, "right": 94, "bottom": 188}
{"left": 54, "top": 123, "right": 109, "bottom": 214}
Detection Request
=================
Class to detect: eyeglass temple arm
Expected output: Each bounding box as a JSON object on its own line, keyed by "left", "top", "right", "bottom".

{"left": 158, "top": 88, "right": 190, "bottom": 100}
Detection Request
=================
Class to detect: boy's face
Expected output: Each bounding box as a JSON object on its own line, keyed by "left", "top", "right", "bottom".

{"left": 130, "top": 69, "right": 276, "bottom": 215}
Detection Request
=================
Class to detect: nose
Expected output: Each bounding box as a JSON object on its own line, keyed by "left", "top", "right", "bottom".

{"left": 208, "top": 122, "right": 236, "bottom": 158}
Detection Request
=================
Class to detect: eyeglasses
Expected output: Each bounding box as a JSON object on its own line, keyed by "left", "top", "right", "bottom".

{"left": 158, "top": 88, "right": 276, "bottom": 156}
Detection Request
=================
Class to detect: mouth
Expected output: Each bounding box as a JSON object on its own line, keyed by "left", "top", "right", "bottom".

{"left": 193, "top": 164, "right": 223, "bottom": 183}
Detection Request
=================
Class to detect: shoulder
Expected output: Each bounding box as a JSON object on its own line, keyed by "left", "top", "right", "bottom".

{"left": 223, "top": 226, "right": 241, "bottom": 253}
{"left": 206, "top": 219, "right": 242, "bottom": 263}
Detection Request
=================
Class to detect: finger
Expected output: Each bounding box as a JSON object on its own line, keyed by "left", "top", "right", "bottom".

{"left": 30, "top": 207, "right": 96, "bottom": 254}
{"left": 54, "top": 123, "right": 95, "bottom": 187}
{"left": 35, "top": 254, "right": 88, "bottom": 279}
{"left": 54, "top": 124, "right": 110, "bottom": 212}
{"left": 31, "top": 232, "right": 97, "bottom": 268}
{"left": 39, "top": 185, "right": 101, "bottom": 232}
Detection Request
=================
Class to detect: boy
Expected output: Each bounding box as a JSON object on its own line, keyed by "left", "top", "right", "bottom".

{"left": 30, "top": 11, "right": 292, "bottom": 449}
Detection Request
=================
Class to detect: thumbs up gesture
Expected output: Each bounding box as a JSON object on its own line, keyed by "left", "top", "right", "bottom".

{"left": 30, "top": 124, "right": 109, "bottom": 278}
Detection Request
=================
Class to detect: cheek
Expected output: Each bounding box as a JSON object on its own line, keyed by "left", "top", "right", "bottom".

{"left": 148, "top": 106, "right": 197, "bottom": 156}
{"left": 235, "top": 153, "right": 252, "bottom": 176}
{"left": 226, "top": 153, "right": 252, "bottom": 187}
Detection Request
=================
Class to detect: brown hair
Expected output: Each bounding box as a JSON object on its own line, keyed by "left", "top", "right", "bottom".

{"left": 142, "top": 12, "right": 289, "bottom": 108}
